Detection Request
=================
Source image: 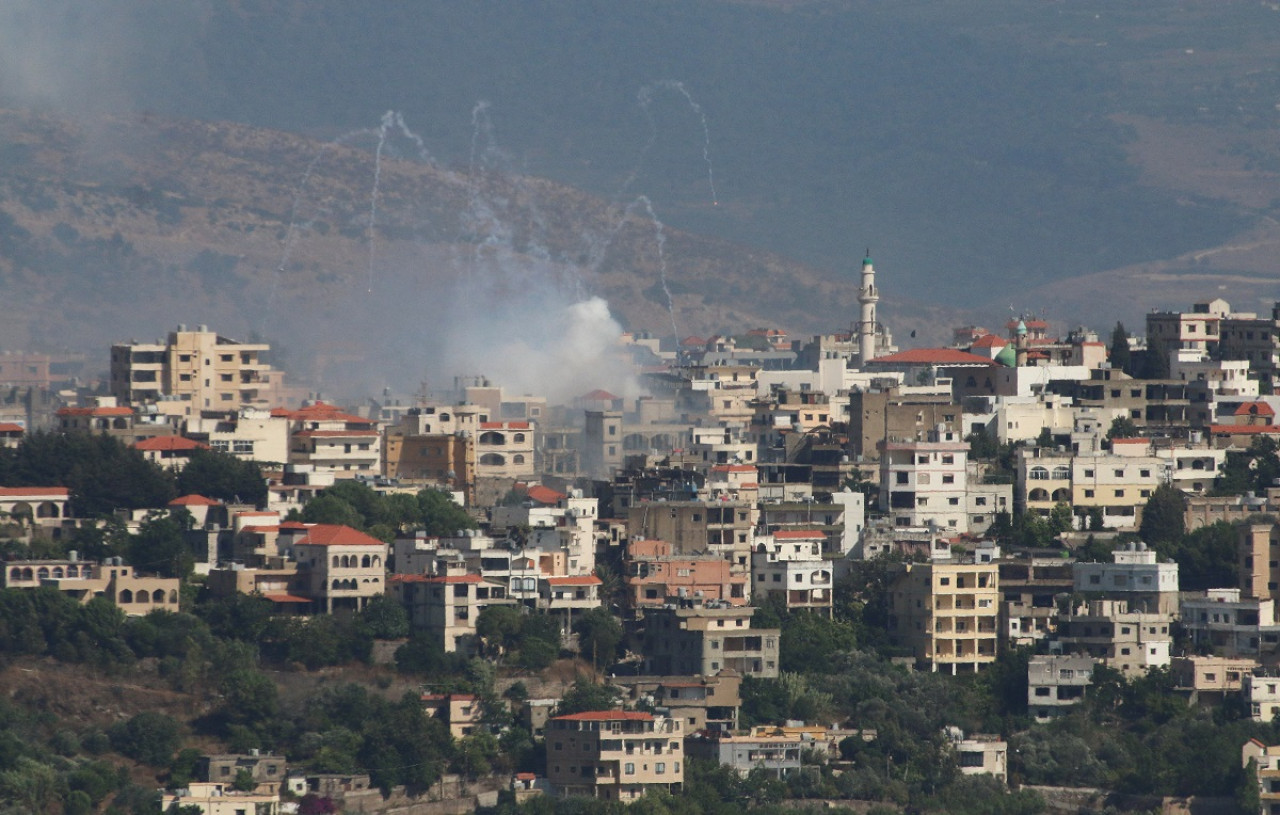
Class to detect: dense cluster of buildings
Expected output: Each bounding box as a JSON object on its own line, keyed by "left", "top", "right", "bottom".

{"left": 11, "top": 262, "right": 1280, "bottom": 806}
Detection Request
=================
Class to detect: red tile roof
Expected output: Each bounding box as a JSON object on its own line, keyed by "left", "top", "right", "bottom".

{"left": 969, "top": 334, "right": 1008, "bottom": 349}
{"left": 133, "top": 436, "right": 208, "bottom": 451}
{"left": 526, "top": 485, "right": 567, "bottom": 505}
{"left": 0, "top": 423, "right": 24, "bottom": 433}
{"left": 553, "top": 710, "right": 652, "bottom": 722}
{"left": 869, "top": 348, "right": 996, "bottom": 366}
{"left": 169, "top": 494, "right": 221, "bottom": 506}
{"left": 292, "top": 524, "right": 386, "bottom": 547}
{"left": 57, "top": 406, "right": 133, "bottom": 416}
{"left": 546, "top": 575, "right": 602, "bottom": 586}
{"left": 1209, "top": 425, "right": 1280, "bottom": 435}
{"left": 271, "top": 402, "right": 373, "bottom": 424}
{"left": 0, "top": 487, "right": 70, "bottom": 497}
{"left": 1234, "top": 401, "right": 1276, "bottom": 417}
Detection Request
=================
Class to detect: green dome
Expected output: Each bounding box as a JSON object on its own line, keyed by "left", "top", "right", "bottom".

{"left": 994, "top": 344, "right": 1017, "bottom": 367}
{"left": 1015, "top": 319, "right": 1027, "bottom": 336}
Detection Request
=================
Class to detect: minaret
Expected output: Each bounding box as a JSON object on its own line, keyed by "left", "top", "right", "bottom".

{"left": 858, "top": 251, "right": 879, "bottom": 366}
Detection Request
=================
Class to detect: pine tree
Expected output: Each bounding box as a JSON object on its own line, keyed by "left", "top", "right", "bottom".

{"left": 1109, "top": 322, "right": 1132, "bottom": 374}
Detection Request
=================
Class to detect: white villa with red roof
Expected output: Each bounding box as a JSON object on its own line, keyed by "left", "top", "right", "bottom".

{"left": 274, "top": 402, "right": 381, "bottom": 478}
{"left": 283, "top": 523, "right": 389, "bottom": 613}
{"left": 132, "top": 435, "right": 209, "bottom": 470}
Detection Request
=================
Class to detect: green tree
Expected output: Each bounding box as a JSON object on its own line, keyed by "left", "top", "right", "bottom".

{"left": 176, "top": 448, "right": 268, "bottom": 505}
{"left": 780, "top": 612, "right": 857, "bottom": 673}
{"left": 231, "top": 768, "right": 257, "bottom": 792}
{"left": 555, "top": 678, "right": 621, "bottom": 715}
{"left": 1106, "top": 416, "right": 1139, "bottom": 442}
{"left": 127, "top": 512, "right": 196, "bottom": 579}
{"left": 573, "top": 607, "right": 623, "bottom": 670}
{"left": 109, "top": 712, "right": 180, "bottom": 766}
{"left": 417, "top": 489, "right": 476, "bottom": 536}
{"left": 300, "top": 493, "right": 364, "bottom": 528}
{"left": 1110, "top": 322, "right": 1132, "bottom": 375}
{"left": 1138, "top": 485, "right": 1187, "bottom": 545}
{"left": 361, "top": 594, "right": 410, "bottom": 639}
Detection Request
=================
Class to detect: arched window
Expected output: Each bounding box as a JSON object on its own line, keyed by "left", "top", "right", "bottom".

{"left": 153, "top": 589, "right": 166, "bottom": 603}
{"left": 36, "top": 567, "right": 49, "bottom": 580}
{"left": 52, "top": 567, "right": 63, "bottom": 579}
{"left": 332, "top": 555, "right": 340, "bottom": 567}
{"left": 512, "top": 454, "right": 525, "bottom": 464}
{"left": 361, "top": 555, "right": 371, "bottom": 568}
{"left": 1028, "top": 488, "right": 1049, "bottom": 502}
{"left": 480, "top": 453, "right": 505, "bottom": 466}
{"left": 169, "top": 590, "right": 179, "bottom": 604}
{"left": 341, "top": 555, "right": 352, "bottom": 568}
{"left": 479, "top": 431, "right": 505, "bottom": 445}
{"left": 965, "top": 376, "right": 977, "bottom": 388}
{"left": 8, "top": 567, "right": 20, "bottom": 581}
{"left": 332, "top": 579, "right": 342, "bottom": 589}
{"left": 1029, "top": 466, "right": 1049, "bottom": 481}
{"left": 20, "top": 568, "right": 32, "bottom": 581}
{"left": 372, "top": 555, "right": 381, "bottom": 567}
{"left": 66, "top": 566, "right": 78, "bottom": 578}
{"left": 1051, "top": 488, "right": 1070, "bottom": 502}
{"left": 1051, "top": 466, "right": 1070, "bottom": 480}
{"left": 119, "top": 589, "right": 133, "bottom": 603}
{"left": 513, "top": 433, "right": 525, "bottom": 443}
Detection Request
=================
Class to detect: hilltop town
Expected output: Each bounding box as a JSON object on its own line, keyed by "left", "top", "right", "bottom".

{"left": 7, "top": 262, "right": 1280, "bottom": 815}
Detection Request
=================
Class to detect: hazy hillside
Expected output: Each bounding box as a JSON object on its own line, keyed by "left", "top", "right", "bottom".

{"left": 1, "top": 1, "right": 1280, "bottom": 382}
{"left": 0, "top": 109, "right": 932, "bottom": 397}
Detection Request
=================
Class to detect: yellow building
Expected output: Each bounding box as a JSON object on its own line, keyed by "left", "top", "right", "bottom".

{"left": 110, "top": 326, "right": 284, "bottom": 416}
{"left": 887, "top": 562, "right": 999, "bottom": 674}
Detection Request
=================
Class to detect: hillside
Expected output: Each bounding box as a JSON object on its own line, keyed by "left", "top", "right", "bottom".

{"left": 0, "top": 108, "right": 920, "bottom": 396}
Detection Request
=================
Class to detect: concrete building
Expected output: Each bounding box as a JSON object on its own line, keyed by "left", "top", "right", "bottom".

{"left": 276, "top": 402, "right": 381, "bottom": 479}
{"left": 284, "top": 524, "right": 388, "bottom": 613}
{"left": 1246, "top": 674, "right": 1280, "bottom": 724}
{"left": 886, "top": 561, "right": 1000, "bottom": 674}
{"left": 1028, "top": 654, "right": 1095, "bottom": 722}
{"left": 1241, "top": 737, "right": 1280, "bottom": 814}
{"left": 947, "top": 730, "right": 1007, "bottom": 783}
{"left": 421, "top": 693, "right": 480, "bottom": 739}
{"left": 110, "top": 326, "right": 284, "bottom": 416}
{"left": 1054, "top": 599, "right": 1172, "bottom": 678}
{"left": 750, "top": 531, "right": 833, "bottom": 615}
{"left": 545, "top": 711, "right": 683, "bottom": 802}
{"left": 1171, "top": 655, "right": 1257, "bottom": 703}
{"left": 623, "top": 539, "right": 748, "bottom": 618}
{"left": 627, "top": 500, "right": 756, "bottom": 569}
{"left": 879, "top": 427, "right": 970, "bottom": 533}
{"left": 186, "top": 407, "right": 290, "bottom": 466}
{"left": 388, "top": 568, "right": 510, "bottom": 653}
{"left": 1073, "top": 543, "right": 1180, "bottom": 616}
{"left": 1000, "top": 556, "right": 1074, "bottom": 648}
{"left": 197, "top": 753, "right": 288, "bottom": 795}
{"left": 642, "top": 601, "right": 780, "bottom": 678}
{"left": 1181, "top": 589, "right": 1280, "bottom": 659}
{"left": 685, "top": 729, "right": 803, "bottom": 779}
{"left": 611, "top": 672, "right": 742, "bottom": 733}
{"left": 33, "top": 559, "right": 181, "bottom": 616}
{"left": 159, "top": 782, "right": 280, "bottom": 815}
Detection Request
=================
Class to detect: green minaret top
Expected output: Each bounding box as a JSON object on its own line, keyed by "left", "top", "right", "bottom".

{"left": 863, "top": 248, "right": 872, "bottom": 266}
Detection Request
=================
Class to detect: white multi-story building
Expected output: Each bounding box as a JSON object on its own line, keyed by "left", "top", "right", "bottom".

{"left": 1074, "top": 543, "right": 1180, "bottom": 615}
{"left": 1054, "top": 599, "right": 1172, "bottom": 678}
{"left": 750, "top": 531, "right": 833, "bottom": 615}
{"left": 1245, "top": 674, "right": 1280, "bottom": 723}
{"left": 879, "top": 427, "right": 970, "bottom": 533}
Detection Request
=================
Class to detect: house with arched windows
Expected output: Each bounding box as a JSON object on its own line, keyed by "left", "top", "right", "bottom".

{"left": 4, "top": 557, "right": 180, "bottom": 615}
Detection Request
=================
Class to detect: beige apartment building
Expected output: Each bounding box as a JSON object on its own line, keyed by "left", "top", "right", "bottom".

{"left": 545, "top": 711, "right": 683, "bottom": 802}
{"left": 110, "top": 326, "right": 284, "bottom": 415}
{"left": 887, "top": 562, "right": 1000, "bottom": 674}
{"left": 642, "top": 602, "right": 780, "bottom": 678}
